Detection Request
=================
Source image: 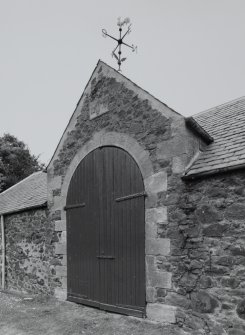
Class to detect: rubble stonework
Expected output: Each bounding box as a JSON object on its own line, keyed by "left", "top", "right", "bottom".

{"left": 47, "top": 62, "right": 199, "bottom": 321}
{"left": 1, "top": 61, "right": 244, "bottom": 333}
{"left": 3, "top": 209, "right": 55, "bottom": 294}
{"left": 161, "top": 170, "right": 245, "bottom": 334}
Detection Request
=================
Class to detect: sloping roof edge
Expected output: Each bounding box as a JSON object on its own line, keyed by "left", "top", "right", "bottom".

{"left": 185, "top": 116, "right": 214, "bottom": 144}
{"left": 46, "top": 59, "right": 102, "bottom": 170}
{"left": 0, "top": 171, "right": 47, "bottom": 215}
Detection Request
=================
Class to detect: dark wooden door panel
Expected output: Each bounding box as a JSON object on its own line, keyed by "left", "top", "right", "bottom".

{"left": 67, "top": 150, "right": 100, "bottom": 303}
{"left": 66, "top": 146, "right": 145, "bottom": 316}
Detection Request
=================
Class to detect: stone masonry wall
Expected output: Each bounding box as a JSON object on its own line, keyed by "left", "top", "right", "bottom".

{"left": 0, "top": 227, "right": 2, "bottom": 286}
{"left": 4, "top": 208, "right": 55, "bottom": 294}
{"left": 47, "top": 62, "right": 201, "bottom": 317}
{"left": 160, "top": 169, "right": 245, "bottom": 334}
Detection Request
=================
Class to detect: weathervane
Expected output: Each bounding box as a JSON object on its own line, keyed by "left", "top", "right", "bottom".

{"left": 102, "top": 17, "right": 137, "bottom": 71}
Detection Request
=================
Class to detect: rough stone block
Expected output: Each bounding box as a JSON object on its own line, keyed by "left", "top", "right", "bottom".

{"left": 54, "top": 287, "right": 67, "bottom": 301}
{"left": 203, "top": 223, "right": 229, "bottom": 237}
{"left": 61, "top": 255, "right": 67, "bottom": 266}
{"left": 225, "top": 203, "right": 245, "bottom": 220}
{"left": 55, "top": 265, "right": 67, "bottom": 277}
{"left": 146, "top": 303, "right": 176, "bottom": 323}
{"left": 146, "top": 207, "right": 167, "bottom": 224}
{"left": 89, "top": 102, "right": 108, "bottom": 119}
{"left": 145, "top": 193, "right": 158, "bottom": 209}
{"left": 145, "top": 171, "right": 167, "bottom": 194}
{"left": 156, "top": 137, "right": 187, "bottom": 160}
{"left": 146, "top": 238, "right": 170, "bottom": 256}
{"left": 55, "top": 243, "right": 67, "bottom": 255}
{"left": 146, "top": 221, "right": 157, "bottom": 238}
{"left": 195, "top": 204, "right": 222, "bottom": 224}
{"left": 146, "top": 255, "right": 155, "bottom": 273}
{"left": 60, "top": 231, "right": 66, "bottom": 243}
{"left": 61, "top": 276, "right": 67, "bottom": 289}
{"left": 146, "top": 287, "right": 156, "bottom": 302}
{"left": 191, "top": 291, "right": 219, "bottom": 313}
{"left": 55, "top": 220, "right": 66, "bottom": 232}
{"left": 139, "top": 155, "right": 154, "bottom": 179}
{"left": 52, "top": 196, "right": 63, "bottom": 210}
{"left": 48, "top": 175, "right": 62, "bottom": 190}
{"left": 172, "top": 156, "right": 186, "bottom": 174}
{"left": 146, "top": 271, "right": 172, "bottom": 289}
{"left": 164, "top": 292, "right": 191, "bottom": 309}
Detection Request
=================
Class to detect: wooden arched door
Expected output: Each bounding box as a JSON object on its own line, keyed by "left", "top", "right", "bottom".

{"left": 66, "top": 146, "right": 145, "bottom": 317}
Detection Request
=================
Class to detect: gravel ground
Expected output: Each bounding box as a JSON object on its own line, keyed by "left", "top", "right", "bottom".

{"left": 0, "top": 291, "right": 188, "bottom": 335}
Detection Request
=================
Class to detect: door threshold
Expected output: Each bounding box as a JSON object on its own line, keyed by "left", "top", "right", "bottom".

{"left": 67, "top": 295, "right": 145, "bottom": 318}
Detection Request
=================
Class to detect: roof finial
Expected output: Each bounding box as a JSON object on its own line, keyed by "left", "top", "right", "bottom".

{"left": 102, "top": 17, "right": 137, "bottom": 72}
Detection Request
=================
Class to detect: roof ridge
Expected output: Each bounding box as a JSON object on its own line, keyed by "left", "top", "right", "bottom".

{"left": 193, "top": 95, "right": 245, "bottom": 117}
{"left": 0, "top": 171, "right": 46, "bottom": 196}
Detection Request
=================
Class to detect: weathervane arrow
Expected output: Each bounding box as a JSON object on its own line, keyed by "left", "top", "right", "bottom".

{"left": 102, "top": 17, "right": 137, "bottom": 72}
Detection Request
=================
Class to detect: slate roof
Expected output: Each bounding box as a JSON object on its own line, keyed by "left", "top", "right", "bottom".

{"left": 185, "top": 96, "right": 245, "bottom": 178}
{"left": 0, "top": 171, "right": 47, "bottom": 215}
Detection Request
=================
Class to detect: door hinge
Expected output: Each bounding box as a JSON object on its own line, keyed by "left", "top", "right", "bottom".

{"left": 64, "top": 203, "right": 85, "bottom": 210}
{"left": 115, "top": 191, "right": 147, "bottom": 202}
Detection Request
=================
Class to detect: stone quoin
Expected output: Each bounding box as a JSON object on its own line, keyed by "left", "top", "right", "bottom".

{"left": 1, "top": 60, "right": 245, "bottom": 334}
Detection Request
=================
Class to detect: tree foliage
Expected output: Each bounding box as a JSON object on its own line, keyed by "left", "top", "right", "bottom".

{"left": 0, "top": 134, "right": 45, "bottom": 192}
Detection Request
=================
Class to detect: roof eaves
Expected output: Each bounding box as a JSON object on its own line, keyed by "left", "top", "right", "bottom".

{"left": 185, "top": 116, "right": 214, "bottom": 145}
{"left": 0, "top": 201, "right": 47, "bottom": 216}
{"left": 182, "top": 162, "right": 245, "bottom": 180}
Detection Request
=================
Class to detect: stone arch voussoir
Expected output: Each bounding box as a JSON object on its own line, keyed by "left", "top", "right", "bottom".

{"left": 61, "top": 131, "right": 155, "bottom": 208}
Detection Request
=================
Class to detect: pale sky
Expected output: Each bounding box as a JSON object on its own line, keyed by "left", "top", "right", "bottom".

{"left": 1, "top": 0, "right": 245, "bottom": 164}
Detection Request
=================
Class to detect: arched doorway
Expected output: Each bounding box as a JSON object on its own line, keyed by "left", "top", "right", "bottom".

{"left": 66, "top": 146, "right": 145, "bottom": 317}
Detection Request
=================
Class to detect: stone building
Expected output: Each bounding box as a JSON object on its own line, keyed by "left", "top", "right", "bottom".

{"left": 1, "top": 60, "right": 245, "bottom": 334}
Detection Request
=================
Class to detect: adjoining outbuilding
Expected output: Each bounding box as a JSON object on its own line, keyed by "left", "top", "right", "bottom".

{"left": 0, "top": 171, "right": 53, "bottom": 294}
{"left": 1, "top": 60, "right": 245, "bottom": 334}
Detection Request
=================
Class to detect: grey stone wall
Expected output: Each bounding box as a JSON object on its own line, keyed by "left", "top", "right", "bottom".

{"left": 162, "top": 170, "right": 245, "bottom": 334}
{"left": 0, "top": 228, "right": 2, "bottom": 285}
{"left": 3, "top": 208, "right": 55, "bottom": 294}
{"left": 47, "top": 62, "right": 200, "bottom": 318}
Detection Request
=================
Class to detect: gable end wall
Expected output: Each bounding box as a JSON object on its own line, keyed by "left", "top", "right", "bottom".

{"left": 47, "top": 62, "right": 200, "bottom": 322}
